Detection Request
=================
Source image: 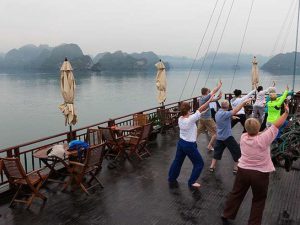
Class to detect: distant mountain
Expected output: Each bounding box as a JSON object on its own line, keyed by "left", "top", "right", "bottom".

{"left": 0, "top": 53, "right": 4, "bottom": 68}
{"left": 3, "top": 44, "right": 51, "bottom": 69}
{"left": 160, "top": 55, "right": 194, "bottom": 69}
{"left": 92, "top": 51, "right": 168, "bottom": 71}
{"left": 40, "top": 44, "right": 92, "bottom": 70}
{"left": 0, "top": 44, "right": 270, "bottom": 72}
{"left": 261, "top": 52, "right": 300, "bottom": 74}
{"left": 0, "top": 43, "right": 93, "bottom": 71}
{"left": 93, "top": 52, "right": 109, "bottom": 63}
{"left": 162, "top": 53, "right": 269, "bottom": 70}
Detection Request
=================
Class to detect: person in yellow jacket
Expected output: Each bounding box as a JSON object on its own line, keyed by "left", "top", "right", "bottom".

{"left": 266, "top": 86, "right": 289, "bottom": 136}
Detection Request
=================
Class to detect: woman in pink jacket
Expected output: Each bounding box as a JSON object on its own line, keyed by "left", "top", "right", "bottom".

{"left": 221, "top": 103, "right": 289, "bottom": 225}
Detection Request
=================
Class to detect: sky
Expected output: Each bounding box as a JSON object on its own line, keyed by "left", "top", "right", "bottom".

{"left": 0, "top": 0, "right": 298, "bottom": 57}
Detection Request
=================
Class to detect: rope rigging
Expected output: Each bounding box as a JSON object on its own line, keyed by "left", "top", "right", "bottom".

{"left": 293, "top": 0, "right": 300, "bottom": 91}
{"left": 190, "top": 0, "right": 228, "bottom": 98}
{"left": 229, "top": 0, "right": 255, "bottom": 91}
{"left": 270, "top": 0, "right": 296, "bottom": 57}
{"left": 262, "top": 4, "right": 297, "bottom": 88}
{"left": 204, "top": 0, "right": 236, "bottom": 87}
{"left": 178, "top": 0, "right": 220, "bottom": 101}
{"left": 280, "top": 4, "right": 297, "bottom": 54}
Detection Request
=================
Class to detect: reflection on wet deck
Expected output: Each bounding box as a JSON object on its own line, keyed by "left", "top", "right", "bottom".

{"left": 1, "top": 125, "right": 300, "bottom": 225}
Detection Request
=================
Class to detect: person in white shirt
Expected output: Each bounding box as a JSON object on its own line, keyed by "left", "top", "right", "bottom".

{"left": 230, "top": 89, "right": 255, "bottom": 132}
{"left": 168, "top": 95, "right": 214, "bottom": 188}
{"left": 252, "top": 81, "right": 276, "bottom": 123}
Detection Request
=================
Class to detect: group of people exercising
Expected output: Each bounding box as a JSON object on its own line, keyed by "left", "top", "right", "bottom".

{"left": 168, "top": 80, "right": 291, "bottom": 225}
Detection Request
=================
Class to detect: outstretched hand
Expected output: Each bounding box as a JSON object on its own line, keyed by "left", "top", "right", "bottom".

{"left": 218, "top": 80, "right": 223, "bottom": 87}
{"left": 286, "top": 85, "right": 289, "bottom": 91}
{"left": 284, "top": 102, "right": 289, "bottom": 114}
{"left": 272, "top": 81, "right": 276, "bottom": 87}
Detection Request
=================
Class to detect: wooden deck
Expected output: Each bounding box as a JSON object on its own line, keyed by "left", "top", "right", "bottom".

{"left": 0, "top": 124, "right": 300, "bottom": 225}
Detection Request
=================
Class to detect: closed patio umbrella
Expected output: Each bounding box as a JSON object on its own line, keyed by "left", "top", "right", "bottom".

{"left": 251, "top": 56, "right": 259, "bottom": 89}
{"left": 59, "top": 58, "right": 77, "bottom": 126}
{"left": 155, "top": 60, "right": 167, "bottom": 105}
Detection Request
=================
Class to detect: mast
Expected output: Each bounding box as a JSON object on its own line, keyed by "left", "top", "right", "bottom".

{"left": 293, "top": 0, "right": 300, "bottom": 91}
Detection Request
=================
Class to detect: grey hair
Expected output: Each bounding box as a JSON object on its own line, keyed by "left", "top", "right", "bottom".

{"left": 221, "top": 100, "right": 229, "bottom": 109}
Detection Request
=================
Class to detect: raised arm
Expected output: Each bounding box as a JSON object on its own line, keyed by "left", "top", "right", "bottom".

{"left": 241, "top": 89, "right": 256, "bottom": 101}
{"left": 210, "top": 80, "right": 222, "bottom": 95}
{"left": 211, "top": 91, "right": 222, "bottom": 102}
{"left": 276, "top": 86, "right": 289, "bottom": 107}
{"left": 231, "top": 98, "right": 252, "bottom": 116}
{"left": 273, "top": 103, "right": 289, "bottom": 128}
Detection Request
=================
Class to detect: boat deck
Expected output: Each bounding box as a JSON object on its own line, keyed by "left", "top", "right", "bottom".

{"left": 1, "top": 124, "right": 300, "bottom": 225}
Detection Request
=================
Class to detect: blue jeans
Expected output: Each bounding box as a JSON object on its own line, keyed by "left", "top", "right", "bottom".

{"left": 168, "top": 139, "right": 204, "bottom": 186}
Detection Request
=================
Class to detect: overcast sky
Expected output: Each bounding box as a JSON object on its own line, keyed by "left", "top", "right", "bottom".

{"left": 0, "top": 0, "right": 298, "bottom": 57}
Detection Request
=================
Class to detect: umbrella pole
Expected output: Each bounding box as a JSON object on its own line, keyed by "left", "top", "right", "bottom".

{"left": 69, "top": 125, "right": 73, "bottom": 141}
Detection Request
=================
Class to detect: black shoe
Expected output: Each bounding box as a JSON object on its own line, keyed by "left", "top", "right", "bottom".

{"left": 221, "top": 216, "right": 230, "bottom": 225}
{"left": 168, "top": 180, "right": 179, "bottom": 188}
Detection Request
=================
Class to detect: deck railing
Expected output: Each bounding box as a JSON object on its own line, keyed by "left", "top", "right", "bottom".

{"left": 0, "top": 96, "right": 199, "bottom": 190}
{"left": 1, "top": 92, "right": 299, "bottom": 191}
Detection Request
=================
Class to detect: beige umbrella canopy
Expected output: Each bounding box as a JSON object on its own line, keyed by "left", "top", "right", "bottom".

{"left": 251, "top": 56, "right": 259, "bottom": 89}
{"left": 155, "top": 60, "right": 167, "bottom": 105}
{"left": 58, "top": 58, "right": 77, "bottom": 126}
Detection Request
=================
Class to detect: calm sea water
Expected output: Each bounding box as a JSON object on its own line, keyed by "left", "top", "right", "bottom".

{"left": 0, "top": 69, "right": 299, "bottom": 148}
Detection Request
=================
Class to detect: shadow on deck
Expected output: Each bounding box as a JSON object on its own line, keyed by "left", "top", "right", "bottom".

{"left": 0, "top": 124, "right": 300, "bottom": 225}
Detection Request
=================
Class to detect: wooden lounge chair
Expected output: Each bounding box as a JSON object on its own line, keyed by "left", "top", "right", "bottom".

{"left": 1, "top": 157, "right": 47, "bottom": 208}
{"left": 157, "top": 108, "right": 177, "bottom": 133}
{"left": 99, "top": 126, "right": 126, "bottom": 161}
{"left": 63, "top": 143, "right": 105, "bottom": 195}
{"left": 127, "top": 123, "right": 152, "bottom": 160}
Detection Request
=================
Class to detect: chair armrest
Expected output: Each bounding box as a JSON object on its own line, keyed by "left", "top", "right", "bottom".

{"left": 127, "top": 135, "right": 139, "bottom": 139}
{"left": 115, "top": 136, "right": 125, "bottom": 140}
{"left": 27, "top": 167, "right": 48, "bottom": 179}
{"left": 69, "top": 161, "right": 85, "bottom": 167}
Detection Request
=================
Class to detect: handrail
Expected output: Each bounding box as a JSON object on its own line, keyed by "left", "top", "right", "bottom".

{"left": 0, "top": 95, "right": 200, "bottom": 188}
{"left": 0, "top": 92, "right": 299, "bottom": 189}
{"left": 0, "top": 96, "right": 195, "bottom": 153}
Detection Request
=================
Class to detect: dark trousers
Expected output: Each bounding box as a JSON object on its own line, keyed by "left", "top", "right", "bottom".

{"left": 231, "top": 114, "right": 246, "bottom": 133}
{"left": 223, "top": 167, "right": 270, "bottom": 225}
{"left": 211, "top": 108, "right": 216, "bottom": 121}
{"left": 213, "top": 136, "right": 241, "bottom": 162}
{"left": 168, "top": 139, "right": 204, "bottom": 186}
{"left": 259, "top": 113, "right": 268, "bottom": 131}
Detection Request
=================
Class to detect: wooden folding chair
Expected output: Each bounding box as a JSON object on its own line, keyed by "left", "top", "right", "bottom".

{"left": 127, "top": 123, "right": 152, "bottom": 160}
{"left": 157, "top": 108, "right": 177, "bottom": 133}
{"left": 98, "top": 126, "right": 126, "bottom": 161}
{"left": 1, "top": 157, "right": 47, "bottom": 209}
{"left": 63, "top": 143, "right": 105, "bottom": 195}
{"left": 85, "top": 128, "right": 103, "bottom": 146}
{"left": 133, "top": 114, "right": 148, "bottom": 126}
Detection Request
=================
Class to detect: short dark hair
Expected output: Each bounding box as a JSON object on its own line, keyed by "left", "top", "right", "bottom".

{"left": 201, "top": 87, "right": 209, "bottom": 95}
{"left": 233, "top": 89, "right": 242, "bottom": 97}
{"left": 180, "top": 102, "right": 191, "bottom": 116}
{"left": 257, "top": 86, "right": 263, "bottom": 92}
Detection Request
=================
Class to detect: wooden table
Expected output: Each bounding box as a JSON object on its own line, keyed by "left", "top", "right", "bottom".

{"left": 33, "top": 144, "right": 76, "bottom": 184}
{"left": 114, "top": 125, "right": 141, "bottom": 132}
